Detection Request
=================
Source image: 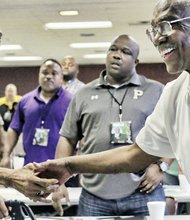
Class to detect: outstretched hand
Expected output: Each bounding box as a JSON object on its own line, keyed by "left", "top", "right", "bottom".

{"left": 10, "top": 165, "right": 59, "bottom": 202}
{"left": 52, "top": 184, "right": 70, "bottom": 216}
{"left": 32, "top": 159, "right": 73, "bottom": 185}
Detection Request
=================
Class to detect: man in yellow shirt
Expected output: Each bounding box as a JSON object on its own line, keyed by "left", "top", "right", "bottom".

{"left": 0, "top": 84, "right": 21, "bottom": 131}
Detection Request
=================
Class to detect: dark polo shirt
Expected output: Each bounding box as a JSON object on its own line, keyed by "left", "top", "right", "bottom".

{"left": 60, "top": 70, "right": 164, "bottom": 199}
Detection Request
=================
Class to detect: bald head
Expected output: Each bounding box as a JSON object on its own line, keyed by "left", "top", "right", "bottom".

{"left": 110, "top": 34, "right": 140, "bottom": 60}
{"left": 5, "top": 84, "right": 18, "bottom": 101}
{"left": 62, "top": 56, "right": 77, "bottom": 65}
{"left": 105, "top": 34, "right": 140, "bottom": 85}
{"left": 61, "top": 56, "right": 79, "bottom": 81}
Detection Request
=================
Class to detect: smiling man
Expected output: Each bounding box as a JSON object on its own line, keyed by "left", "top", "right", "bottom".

{"left": 35, "top": 0, "right": 190, "bottom": 190}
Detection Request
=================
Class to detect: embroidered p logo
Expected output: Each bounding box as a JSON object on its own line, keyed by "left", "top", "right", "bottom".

{"left": 91, "top": 95, "right": 99, "bottom": 100}
{"left": 133, "top": 89, "right": 143, "bottom": 99}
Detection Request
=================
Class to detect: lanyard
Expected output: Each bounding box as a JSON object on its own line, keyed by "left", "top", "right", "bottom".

{"left": 107, "top": 88, "right": 128, "bottom": 122}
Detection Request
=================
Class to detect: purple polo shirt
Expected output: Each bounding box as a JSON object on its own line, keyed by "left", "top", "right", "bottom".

{"left": 10, "top": 86, "right": 72, "bottom": 165}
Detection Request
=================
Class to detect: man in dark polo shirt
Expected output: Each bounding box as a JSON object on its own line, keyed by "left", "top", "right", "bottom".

{"left": 0, "top": 59, "right": 72, "bottom": 167}
{"left": 50, "top": 34, "right": 171, "bottom": 216}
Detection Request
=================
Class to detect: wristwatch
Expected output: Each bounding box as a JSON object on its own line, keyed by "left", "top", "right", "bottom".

{"left": 155, "top": 161, "right": 169, "bottom": 172}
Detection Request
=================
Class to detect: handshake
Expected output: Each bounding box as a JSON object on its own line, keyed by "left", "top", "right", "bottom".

{"left": 0, "top": 157, "right": 74, "bottom": 219}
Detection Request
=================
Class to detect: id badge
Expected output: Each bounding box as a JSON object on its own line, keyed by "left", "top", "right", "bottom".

{"left": 110, "top": 121, "right": 133, "bottom": 144}
{"left": 3, "top": 110, "right": 12, "bottom": 121}
{"left": 32, "top": 128, "right": 49, "bottom": 147}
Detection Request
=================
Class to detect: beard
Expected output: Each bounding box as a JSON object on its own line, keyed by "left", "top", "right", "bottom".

{"left": 63, "top": 74, "right": 74, "bottom": 81}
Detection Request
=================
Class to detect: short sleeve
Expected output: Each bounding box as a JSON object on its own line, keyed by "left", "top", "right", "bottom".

{"left": 59, "top": 95, "right": 81, "bottom": 141}
{"left": 136, "top": 87, "right": 175, "bottom": 158}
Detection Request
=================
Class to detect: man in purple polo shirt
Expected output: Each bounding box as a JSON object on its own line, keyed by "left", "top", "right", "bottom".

{"left": 0, "top": 58, "right": 72, "bottom": 166}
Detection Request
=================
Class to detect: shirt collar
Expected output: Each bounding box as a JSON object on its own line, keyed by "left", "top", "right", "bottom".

{"left": 35, "top": 86, "right": 63, "bottom": 101}
{"left": 95, "top": 69, "right": 142, "bottom": 88}
{"left": 64, "top": 78, "right": 77, "bottom": 85}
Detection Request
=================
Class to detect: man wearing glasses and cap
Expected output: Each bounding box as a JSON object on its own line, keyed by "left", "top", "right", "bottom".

{"left": 34, "top": 0, "right": 190, "bottom": 214}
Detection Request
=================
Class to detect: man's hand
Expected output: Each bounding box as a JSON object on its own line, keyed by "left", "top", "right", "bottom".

{"left": 8, "top": 165, "right": 59, "bottom": 202}
{"left": 52, "top": 184, "right": 70, "bottom": 216}
{"left": 0, "top": 195, "right": 9, "bottom": 219}
{"left": 33, "top": 159, "right": 73, "bottom": 185}
{"left": 139, "top": 163, "right": 164, "bottom": 193}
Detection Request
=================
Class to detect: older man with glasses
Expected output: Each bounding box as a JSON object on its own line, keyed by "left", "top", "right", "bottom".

{"left": 146, "top": 16, "right": 190, "bottom": 42}
{"left": 33, "top": 0, "right": 190, "bottom": 215}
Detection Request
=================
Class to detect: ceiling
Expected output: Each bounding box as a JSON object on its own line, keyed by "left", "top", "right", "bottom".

{"left": 0, "top": 0, "right": 163, "bottom": 67}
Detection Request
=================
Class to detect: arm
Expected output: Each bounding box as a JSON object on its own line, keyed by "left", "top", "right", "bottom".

{"left": 66, "top": 143, "right": 160, "bottom": 174}
{"left": 0, "top": 128, "right": 19, "bottom": 167}
{"left": 55, "top": 136, "right": 77, "bottom": 158}
{"left": 35, "top": 143, "right": 160, "bottom": 184}
{"left": 0, "top": 125, "right": 5, "bottom": 160}
{"left": 52, "top": 136, "right": 77, "bottom": 216}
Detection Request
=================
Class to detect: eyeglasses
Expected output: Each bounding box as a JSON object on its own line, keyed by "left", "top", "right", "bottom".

{"left": 146, "top": 16, "right": 190, "bottom": 42}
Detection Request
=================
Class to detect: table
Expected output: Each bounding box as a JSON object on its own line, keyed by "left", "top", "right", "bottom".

{"left": 3, "top": 185, "right": 190, "bottom": 218}
{"left": 0, "top": 187, "right": 82, "bottom": 206}
{"left": 4, "top": 185, "right": 188, "bottom": 206}
{"left": 147, "top": 216, "right": 190, "bottom": 220}
{"left": 164, "top": 185, "right": 190, "bottom": 203}
{"left": 25, "top": 217, "right": 145, "bottom": 220}
{"left": 24, "top": 216, "right": 190, "bottom": 220}
{"left": 164, "top": 185, "right": 190, "bottom": 214}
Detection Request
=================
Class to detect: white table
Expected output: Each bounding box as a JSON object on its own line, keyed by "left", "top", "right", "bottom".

{"left": 164, "top": 185, "right": 190, "bottom": 203}
{"left": 147, "top": 216, "right": 190, "bottom": 220}
{"left": 25, "top": 216, "right": 190, "bottom": 220}
{"left": 3, "top": 185, "right": 190, "bottom": 219}
{"left": 0, "top": 187, "right": 82, "bottom": 206}
{"left": 164, "top": 185, "right": 190, "bottom": 214}
{"left": 25, "top": 217, "right": 144, "bottom": 220}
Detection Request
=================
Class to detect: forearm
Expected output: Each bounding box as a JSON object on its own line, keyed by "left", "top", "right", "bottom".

{"left": 0, "top": 167, "right": 14, "bottom": 187}
{"left": 55, "top": 136, "right": 77, "bottom": 158}
{"left": 0, "top": 127, "right": 5, "bottom": 149}
{"left": 65, "top": 143, "right": 160, "bottom": 174}
{"left": 3, "top": 128, "right": 19, "bottom": 157}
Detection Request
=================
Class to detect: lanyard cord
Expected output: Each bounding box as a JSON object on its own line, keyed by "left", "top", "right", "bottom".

{"left": 107, "top": 88, "right": 128, "bottom": 122}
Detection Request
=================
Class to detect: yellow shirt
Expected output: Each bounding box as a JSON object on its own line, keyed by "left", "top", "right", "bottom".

{"left": 0, "top": 95, "right": 22, "bottom": 109}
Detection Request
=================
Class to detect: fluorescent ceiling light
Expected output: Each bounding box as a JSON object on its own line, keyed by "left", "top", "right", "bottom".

{"left": 84, "top": 53, "right": 106, "bottom": 59}
{"left": 0, "top": 56, "right": 42, "bottom": 61}
{"left": 70, "top": 42, "right": 110, "bottom": 48}
{"left": 45, "top": 21, "right": 112, "bottom": 29}
{"left": 0, "top": 44, "right": 22, "bottom": 51}
{"left": 59, "top": 10, "right": 79, "bottom": 16}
